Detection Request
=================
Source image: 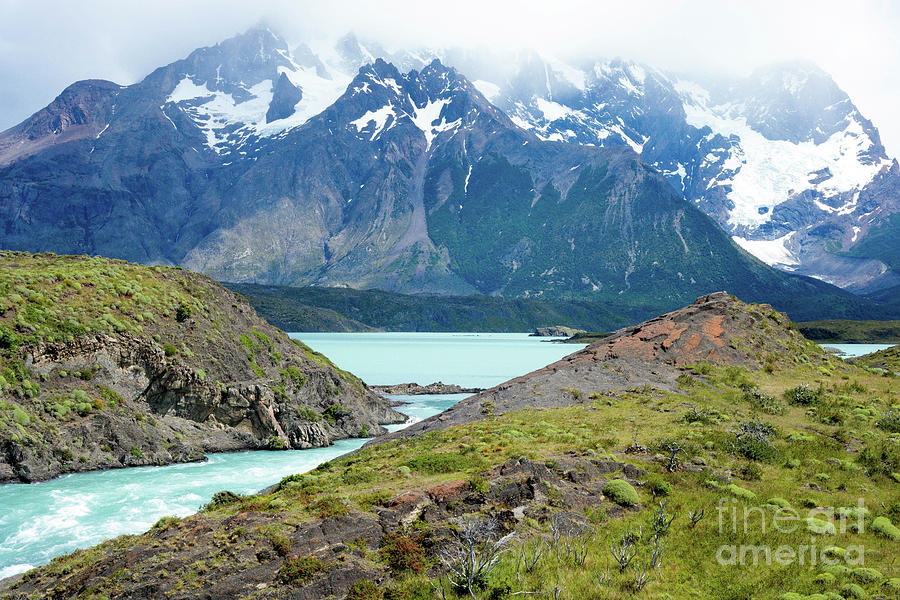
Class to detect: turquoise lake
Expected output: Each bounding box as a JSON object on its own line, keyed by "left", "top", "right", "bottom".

{"left": 0, "top": 333, "right": 578, "bottom": 578}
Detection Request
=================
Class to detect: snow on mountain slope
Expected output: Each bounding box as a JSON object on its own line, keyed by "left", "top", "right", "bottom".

{"left": 676, "top": 78, "right": 891, "bottom": 230}
{"left": 162, "top": 33, "right": 354, "bottom": 154}
{"left": 451, "top": 52, "right": 898, "bottom": 288}
{"left": 733, "top": 232, "right": 800, "bottom": 268}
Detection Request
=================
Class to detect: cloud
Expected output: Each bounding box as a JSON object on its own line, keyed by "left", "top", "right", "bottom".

{"left": 0, "top": 0, "right": 898, "bottom": 157}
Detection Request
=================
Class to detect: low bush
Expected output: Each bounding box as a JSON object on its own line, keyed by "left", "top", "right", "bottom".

{"left": 310, "top": 496, "right": 348, "bottom": 519}
{"left": 871, "top": 516, "right": 900, "bottom": 541}
{"left": 279, "top": 554, "right": 325, "bottom": 582}
{"left": 876, "top": 409, "right": 900, "bottom": 433}
{"left": 406, "top": 452, "right": 471, "bottom": 475}
{"left": 602, "top": 479, "right": 639, "bottom": 506}
{"left": 732, "top": 421, "right": 778, "bottom": 462}
{"left": 322, "top": 403, "right": 349, "bottom": 424}
{"left": 380, "top": 530, "right": 427, "bottom": 574}
{"left": 645, "top": 476, "right": 673, "bottom": 497}
{"left": 743, "top": 387, "right": 787, "bottom": 415}
{"left": 202, "top": 490, "right": 244, "bottom": 511}
{"left": 784, "top": 384, "right": 821, "bottom": 406}
{"left": 347, "top": 580, "right": 384, "bottom": 600}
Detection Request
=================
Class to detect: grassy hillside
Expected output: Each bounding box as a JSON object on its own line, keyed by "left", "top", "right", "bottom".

{"left": 852, "top": 345, "right": 900, "bottom": 374}
{"left": 5, "top": 297, "right": 900, "bottom": 599}
{"left": 228, "top": 283, "right": 900, "bottom": 334}
{"left": 0, "top": 252, "right": 398, "bottom": 482}
{"left": 795, "top": 320, "right": 900, "bottom": 343}
{"left": 227, "top": 284, "right": 653, "bottom": 332}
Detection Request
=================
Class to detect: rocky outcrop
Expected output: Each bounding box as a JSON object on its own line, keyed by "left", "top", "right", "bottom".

{"left": 370, "top": 382, "right": 482, "bottom": 395}
{"left": 0, "top": 253, "right": 403, "bottom": 483}
{"left": 530, "top": 326, "right": 585, "bottom": 337}
{"left": 374, "top": 292, "right": 823, "bottom": 442}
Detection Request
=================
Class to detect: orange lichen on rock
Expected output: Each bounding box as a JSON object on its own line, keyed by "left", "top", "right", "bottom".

{"left": 701, "top": 315, "right": 725, "bottom": 346}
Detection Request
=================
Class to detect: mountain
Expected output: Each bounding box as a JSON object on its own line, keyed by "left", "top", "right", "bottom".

{"left": 457, "top": 54, "right": 900, "bottom": 292}
{"left": 0, "top": 252, "right": 401, "bottom": 483}
{"left": 0, "top": 27, "right": 894, "bottom": 311}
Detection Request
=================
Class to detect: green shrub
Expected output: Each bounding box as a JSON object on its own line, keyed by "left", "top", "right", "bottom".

{"left": 310, "top": 496, "right": 348, "bottom": 519}
{"left": 295, "top": 406, "right": 321, "bottom": 422}
{"left": 740, "top": 463, "right": 763, "bottom": 481}
{"left": 645, "top": 476, "right": 673, "bottom": 497}
{"left": 130, "top": 445, "right": 143, "bottom": 458}
{"left": 97, "top": 386, "right": 123, "bottom": 407}
{"left": 871, "top": 516, "right": 900, "bottom": 541}
{"left": 723, "top": 483, "right": 757, "bottom": 501}
{"left": 784, "top": 384, "right": 821, "bottom": 406}
{"left": 585, "top": 506, "right": 608, "bottom": 524}
{"left": 851, "top": 567, "right": 883, "bottom": 583}
{"left": 202, "top": 490, "right": 244, "bottom": 511}
{"left": 468, "top": 475, "right": 489, "bottom": 494}
{"left": 267, "top": 533, "right": 292, "bottom": 557}
{"left": 12, "top": 407, "right": 30, "bottom": 426}
{"left": 322, "top": 403, "right": 349, "bottom": 424}
{"left": 857, "top": 441, "right": 900, "bottom": 477}
{"left": 21, "top": 380, "right": 40, "bottom": 398}
{"left": 743, "top": 387, "right": 787, "bottom": 415}
{"left": 806, "top": 518, "right": 836, "bottom": 535}
{"left": 732, "top": 421, "right": 778, "bottom": 462}
{"left": 347, "top": 580, "right": 384, "bottom": 600}
{"left": 876, "top": 409, "right": 900, "bottom": 433}
{"left": 175, "top": 301, "right": 193, "bottom": 322}
{"left": 273, "top": 473, "right": 305, "bottom": 492}
{"left": 357, "top": 490, "right": 392, "bottom": 510}
{"left": 280, "top": 365, "right": 306, "bottom": 388}
{"left": 839, "top": 583, "right": 866, "bottom": 599}
{"left": 836, "top": 506, "right": 870, "bottom": 520}
{"left": 766, "top": 497, "right": 791, "bottom": 509}
{"left": 151, "top": 516, "right": 181, "bottom": 531}
{"left": 279, "top": 554, "right": 325, "bottom": 582}
{"left": 163, "top": 343, "right": 177, "bottom": 357}
{"left": 341, "top": 466, "right": 378, "bottom": 484}
{"left": 602, "top": 479, "right": 639, "bottom": 506}
{"left": 380, "top": 530, "right": 427, "bottom": 574}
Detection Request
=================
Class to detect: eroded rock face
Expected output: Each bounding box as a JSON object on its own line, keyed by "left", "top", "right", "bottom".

{"left": 0, "top": 255, "right": 404, "bottom": 483}
{"left": 1, "top": 328, "right": 403, "bottom": 482}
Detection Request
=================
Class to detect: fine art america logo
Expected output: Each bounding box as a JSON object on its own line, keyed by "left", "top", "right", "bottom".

{"left": 716, "top": 497, "right": 867, "bottom": 566}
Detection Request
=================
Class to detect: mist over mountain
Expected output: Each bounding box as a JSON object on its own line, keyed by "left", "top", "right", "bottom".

{"left": 0, "top": 26, "right": 896, "bottom": 314}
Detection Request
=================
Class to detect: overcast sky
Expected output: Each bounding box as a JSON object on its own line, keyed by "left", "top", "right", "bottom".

{"left": 1, "top": 0, "right": 898, "bottom": 157}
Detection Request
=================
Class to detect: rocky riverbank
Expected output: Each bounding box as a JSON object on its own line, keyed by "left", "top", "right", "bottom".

{"left": 0, "top": 253, "right": 403, "bottom": 483}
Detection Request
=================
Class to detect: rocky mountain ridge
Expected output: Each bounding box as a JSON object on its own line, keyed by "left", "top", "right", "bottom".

{"left": 0, "top": 27, "right": 896, "bottom": 299}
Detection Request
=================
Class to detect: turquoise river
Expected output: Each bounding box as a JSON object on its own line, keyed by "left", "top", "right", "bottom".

{"left": 0, "top": 333, "right": 582, "bottom": 578}
{"left": 0, "top": 334, "right": 888, "bottom": 578}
